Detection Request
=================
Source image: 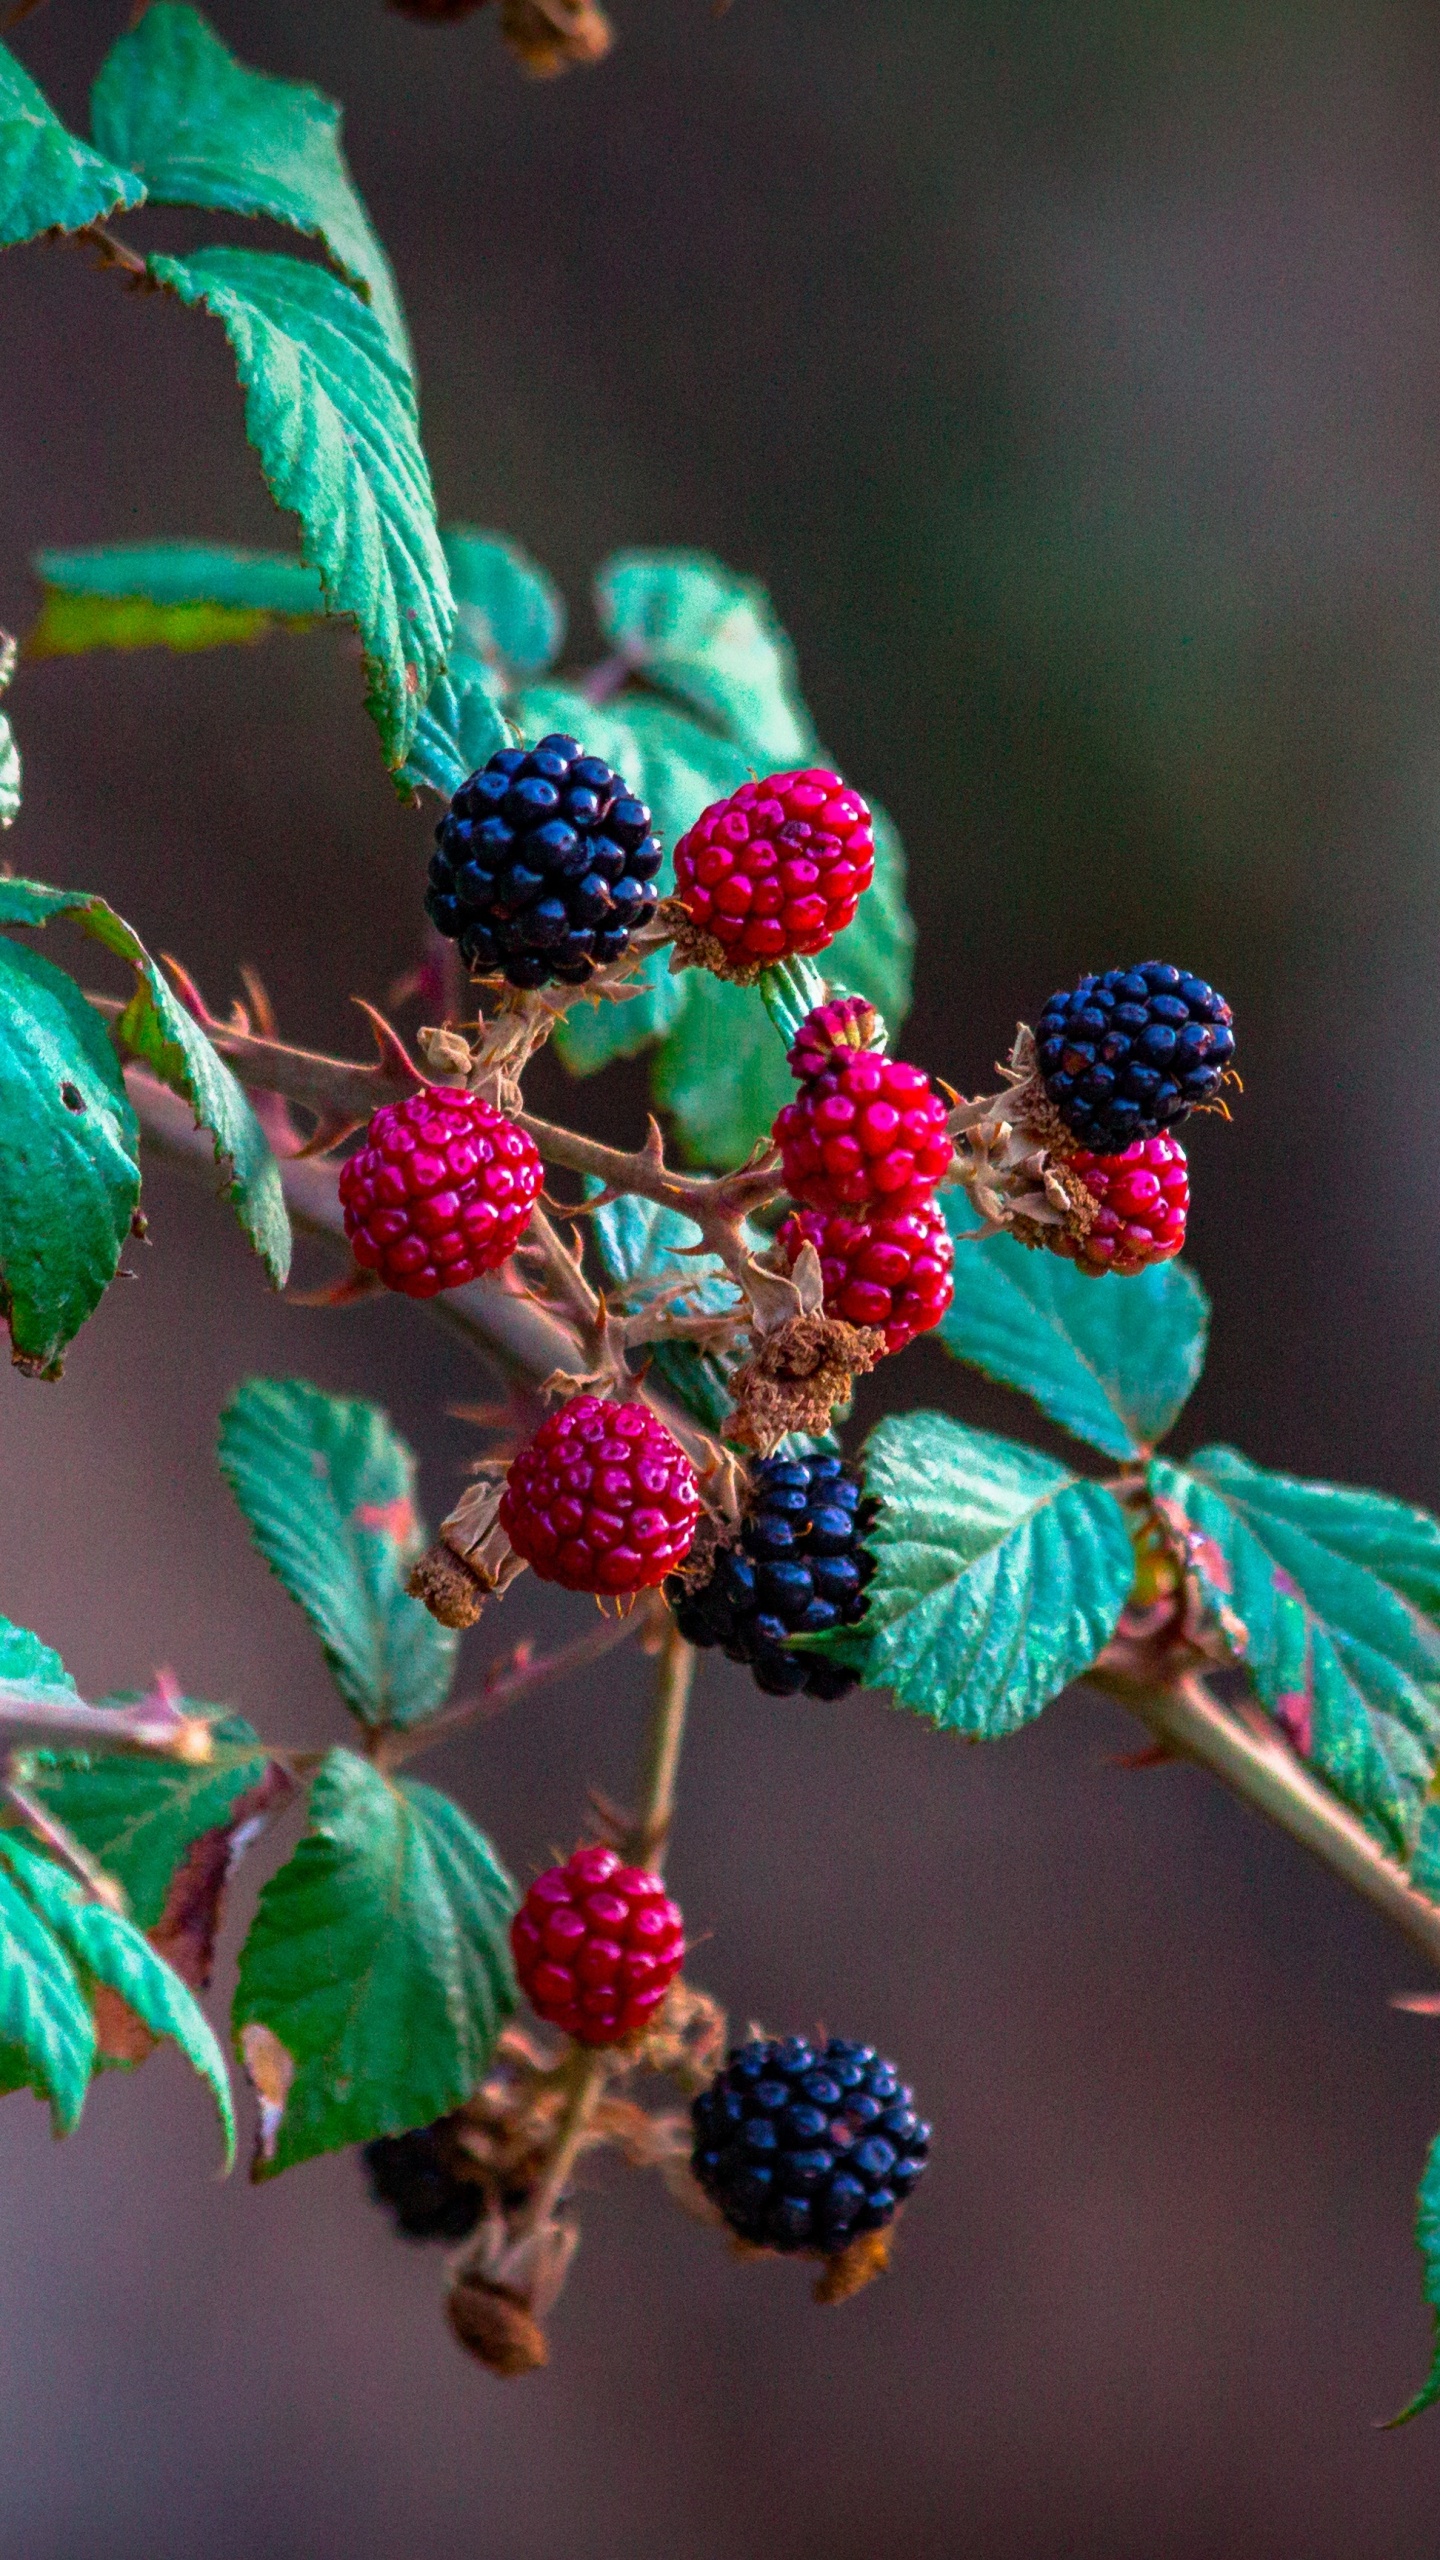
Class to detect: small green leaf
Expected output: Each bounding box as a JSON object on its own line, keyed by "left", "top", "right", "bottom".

{"left": 218, "top": 1379, "right": 458, "bottom": 1729}
{"left": 0, "top": 1833, "right": 233, "bottom": 2163}
{"left": 817, "top": 1411, "right": 1134, "bottom": 1734}
{"left": 595, "top": 550, "right": 817, "bottom": 766}
{"left": 1390, "top": 2126, "right": 1440, "bottom": 2424}
{"left": 29, "top": 541, "right": 323, "bottom": 659}
{"left": 589, "top": 1187, "right": 739, "bottom": 1433}
{"left": 1150, "top": 1447, "right": 1440, "bottom": 1853}
{"left": 147, "top": 246, "right": 452, "bottom": 769}
{"left": 91, "top": 5, "right": 409, "bottom": 365}
{"left": 0, "top": 937, "right": 139, "bottom": 1375}
{"left": 0, "top": 1615, "right": 75, "bottom": 1700}
{"left": 27, "top": 1708, "right": 269, "bottom": 1928}
{"left": 0, "top": 633, "right": 19, "bottom": 827}
{"left": 233, "top": 1748, "right": 515, "bottom": 2173}
{"left": 0, "top": 874, "right": 290, "bottom": 1287}
{"left": 938, "top": 1224, "right": 1211, "bottom": 1461}
{"left": 401, "top": 649, "right": 511, "bottom": 800}
{"left": 0, "top": 36, "right": 144, "bottom": 249}
{"left": 444, "top": 529, "right": 564, "bottom": 682}
{"left": 0, "top": 1855, "right": 95, "bottom": 2130}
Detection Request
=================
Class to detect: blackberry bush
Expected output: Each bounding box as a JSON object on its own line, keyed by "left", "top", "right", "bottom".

{"left": 2, "top": 0, "right": 1438, "bottom": 2449}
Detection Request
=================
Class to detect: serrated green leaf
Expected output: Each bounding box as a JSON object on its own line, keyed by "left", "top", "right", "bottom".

{"left": 0, "top": 1856, "right": 94, "bottom": 2130}
{"left": 0, "top": 1615, "right": 75, "bottom": 1700}
{"left": 0, "top": 875, "right": 290, "bottom": 1287}
{"left": 1151, "top": 1448, "right": 1440, "bottom": 1853}
{"left": 595, "top": 550, "right": 817, "bottom": 766}
{"left": 92, "top": 3, "right": 409, "bottom": 366}
{"left": 0, "top": 36, "right": 144, "bottom": 249}
{"left": 0, "top": 937, "right": 139, "bottom": 1375}
{"left": 27, "top": 1708, "right": 268, "bottom": 1927}
{"left": 817, "top": 1411, "right": 1134, "bottom": 1734}
{"left": 400, "top": 648, "right": 511, "bottom": 799}
{"left": 147, "top": 246, "right": 452, "bottom": 769}
{"left": 588, "top": 1187, "right": 739, "bottom": 1433}
{"left": 218, "top": 1379, "right": 458, "bottom": 1729}
{"left": 28, "top": 541, "right": 323, "bottom": 659}
{"left": 444, "top": 529, "right": 564, "bottom": 681}
{"left": 0, "top": 632, "right": 18, "bottom": 827}
{"left": 1390, "top": 2127, "right": 1440, "bottom": 2425}
{"left": 233, "top": 1748, "right": 515, "bottom": 2173}
{"left": 938, "top": 1224, "right": 1210, "bottom": 1461}
{"left": 0, "top": 1833, "right": 233, "bottom": 2163}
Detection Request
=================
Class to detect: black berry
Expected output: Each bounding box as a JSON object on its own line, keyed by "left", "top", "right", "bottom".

{"left": 426, "top": 734, "right": 663, "bottom": 991}
{"left": 1035, "top": 963, "right": 1235, "bottom": 1151}
{"left": 692, "top": 2034, "right": 930, "bottom": 2255}
{"left": 361, "top": 2124, "right": 484, "bottom": 2242}
{"left": 666, "top": 1452, "right": 875, "bottom": 1700}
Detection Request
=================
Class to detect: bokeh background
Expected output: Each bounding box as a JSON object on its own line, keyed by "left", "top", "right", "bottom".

{"left": 1, "top": 0, "right": 1439, "bottom": 2550}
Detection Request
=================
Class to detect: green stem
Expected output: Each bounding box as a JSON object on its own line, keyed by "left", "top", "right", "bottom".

{"left": 625, "top": 1617, "right": 696, "bottom": 1874}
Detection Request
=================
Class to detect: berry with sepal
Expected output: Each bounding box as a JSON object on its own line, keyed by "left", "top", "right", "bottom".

{"left": 667, "top": 1451, "right": 875, "bottom": 1697}
{"left": 500, "top": 1395, "right": 702, "bottom": 1594}
{"left": 1054, "top": 1133, "right": 1189, "bottom": 1277}
{"left": 671, "top": 768, "right": 874, "bottom": 976}
{"left": 1035, "top": 963, "right": 1235, "bottom": 1152}
{"left": 339, "top": 1087, "right": 542, "bottom": 1298}
{"left": 773, "top": 999, "right": 952, "bottom": 1214}
{"left": 779, "top": 1195, "right": 954, "bottom": 1353}
{"left": 426, "top": 733, "right": 663, "bottom": 991}
{"left": 692, "top": 2033, "right": 930, "bottom": 2256}
{"left": 511, "top": 1844, "right": 685, "bottom": 2046}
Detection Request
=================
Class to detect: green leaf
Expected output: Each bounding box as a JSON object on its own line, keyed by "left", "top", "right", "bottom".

{"left": 0, "top": 1833, "right": 233, "bottom": 2163}
{"left": 0, "top": 1856, "right": 95, "bottom": 2130}
{"left": 818, "top": 1411, "right": 1134, "bottom": 1734}
{"left": 0, "top": 632, "right": 18, "bottom": 827}
{"left": 0, "top": 874, "right": 290, "bottom": 1287}
{"left": 444, "top": 528, "right": 564, "bottom": 681}
{"left": 0, "top": 1615, "right": 75, "bottom": 1700}
{"left": 147, "top": 246, "right": 452, "bottom": 769}
{"left": 0, "top": 936, "right": 139, "bottom": 1375}
{"left": 233, "top": 1748, "right": 515, "bottom": 2173}
{"left": 0, "top": 36, "right": 144, "bottom": 249}
{"left": 91, "top": 4, "right": 409, "bottom": 365}
{"left": 1391, "top": 2127, "right": 1440, "bottom": 2425}
{"left": 589, "top": 1187, "right": 740, "bottom": 1433}
{"left": 400, "top": 649, "right": 511, "bottom": 800}
{"left": 218, "top": 1378, "right": 458, "bottom": 1729}
{"left": 938, "top": 1224, "right": 1210, "bottom": 1461}
{"left": 1150, "top": 1448, "right": 1440, "bottom": 1853}
{"left": 27, "top": 1708, "right": 269, "bottom": 1928}
{"left": 595, "top": 550, "right": 817, "bottom": 766}
{"left": 28, "top": 541, "right": 323, "bottom": 659}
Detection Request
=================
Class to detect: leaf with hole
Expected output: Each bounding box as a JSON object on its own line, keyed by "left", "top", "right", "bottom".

{"left": 218, "top": 1379, "right": 458, "bottom": 1729}
{"left": 232, "top": 1748, "right": 515, "bottom": 2174}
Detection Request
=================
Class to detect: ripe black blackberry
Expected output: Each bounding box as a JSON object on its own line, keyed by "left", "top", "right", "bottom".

{"left": 426, "top": 733, "right": 663, "bottom": 991}
{"left": 666, "top": 1451, "right": 875, "bottom": 1700}
{"left": 1035, "top": 963, "right": 1235, "bottom": 1151}
{"left": 692, "top": 2035, "right": 930, "bottom": 2255}
{"left": 362, "top": 2124, "right": 484, "bottom": 2242}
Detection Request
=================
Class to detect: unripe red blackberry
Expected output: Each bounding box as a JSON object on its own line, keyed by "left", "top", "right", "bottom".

{"left": 780, "top": 1196, "right": 954, "bottom": 1353}
{"left": 339, "top": 1088, "right": 542, "bottom": 1298}
{"left": 1055, "top": 1133, "right": 1189, "bottom": 1277}
{"left": 672, "top": 769, "right": 874, "bottom": 972}
{"left": 773, "top": 999, "right": 952, "bottom": 1213}
{"left": 510, "top": 1844, "right": 684, "bottom": 2045}
{"left": 499, "top": 1395, "right": 702, "bottom": 1593}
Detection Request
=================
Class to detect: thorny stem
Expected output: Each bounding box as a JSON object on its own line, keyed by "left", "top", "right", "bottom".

{"left": 1096, "top": 1668, "right": 1440, "bottom": 1975}
{"left": 383, "top": 1610, "right": 643, "bottom": 1767}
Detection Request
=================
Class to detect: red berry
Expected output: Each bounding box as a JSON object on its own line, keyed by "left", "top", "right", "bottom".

{"left": 773, "top": 1001, "right": 952, "bottom": 1213}
{"left": 339, "top": 1087, "right": 542, "bottom": 1299}
{"left": 499, "top": 1395, "right": 702, "bottom": 1593}
{"left": 780, "top": 1195, "right": 955, "bottom": 1353}
{"left": 1057, "top": 1134, "right": 1189, "bottom": 1276}
{"left": 510, "top": 1844, "right": 685, "bottom": 2046}
{"left": 672, "top": 768, "right": 875, "bottom": 967}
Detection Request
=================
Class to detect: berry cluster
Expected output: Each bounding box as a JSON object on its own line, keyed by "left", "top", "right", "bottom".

{"left": 668, "top": 1452, "right": 874, "bottom": 1698}
{"left": 339, "top": 1087, "right": 542, "bottom": 1298}
{"left": 780, "top": 1196, "right": 954, "bottom": 1353}
{"left": 427, "top": 734, "right": 662, "bottom": 990}
{"left": 500, "top": 1395, "right": 701, "bottom": 1593}
{"left": 1036, "top": 964, "right": 1235, "bottom": 1152}
{"left": 692, "top": 2035, "right": 930, "bottom": 2256}
{"left": 1059, "top": 1132, "right": 1189, "bottom": 1276}
{"left": 510, "top": 1845, "right": 685, "bottom": 2046}
{"left": 672, "top": 769, "right": 874, "bottom": 971}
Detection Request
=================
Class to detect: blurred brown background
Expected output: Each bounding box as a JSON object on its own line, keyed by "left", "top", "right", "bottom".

{"left": 2, "top": 0, "right": 1440, "bottom": 2550}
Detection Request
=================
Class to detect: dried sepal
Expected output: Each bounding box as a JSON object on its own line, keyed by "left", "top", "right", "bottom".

{"left": 499, "top": 0, "right": 614, "bottom": 75}
{"left": 946, "top": 1023, "right": 1096, "bottom": 1255}
{"left": 411, "top": 1463, "right": 527, "bottom": 1627}
{"left": 446, "top": 2211, "right": 578, "bottom": 2375}
{"left": 724, "top": 1308, "right": 886, "bottom": 1454}
{"left": 812, "top": 2227, "right": 893, "bottom": 2306}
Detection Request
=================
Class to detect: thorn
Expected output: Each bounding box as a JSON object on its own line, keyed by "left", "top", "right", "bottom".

{"left": 238, "top": 965, "right": 279, "bottom": 1040}
{"left": 1109, "top": 1743, "right": 1177, "bottom": 1770}
{"left": 283, "top": 1265, "right": 382, "bottom": 1310}
{"left": 351, "top": 997, "right": 425, "bottom": 1089}
{"left": 1391, "top": 1992, "right": 1440, "bottom": 2016}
